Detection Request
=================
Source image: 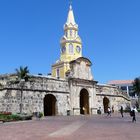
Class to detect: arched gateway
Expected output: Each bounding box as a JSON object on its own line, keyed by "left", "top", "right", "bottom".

{"left": 103, "top": 97, "right": 110, "bottom": 113}
{"left": 80, "top": 89, "right": 89, "bottom": 115}
{"left": 44, "top": 94, "right": 57, "bottom": 116}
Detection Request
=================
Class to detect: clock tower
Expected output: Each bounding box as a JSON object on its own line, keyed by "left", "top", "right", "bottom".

{"left": 60, "top": 5, "right": 82, "bottom": 62}
{"left": 52, "top": 4, "right": 82, "bottom": 78}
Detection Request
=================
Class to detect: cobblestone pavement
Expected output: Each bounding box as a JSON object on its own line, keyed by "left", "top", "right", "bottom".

{"left": 0, "top": 113, "right": 140, "bottom": 140}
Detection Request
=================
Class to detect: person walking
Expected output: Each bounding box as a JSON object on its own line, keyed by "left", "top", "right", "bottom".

{"left": 112, "top": 106, "right": 114, "bottom": 113}
{"left": 120, "top": 106, "right": 124, "bottom": 118}
{"left": 131, "top": 107, "right": 136, "bottom": 123}
{"left": 107, "top": 107, "right": 111, "bottom": 116}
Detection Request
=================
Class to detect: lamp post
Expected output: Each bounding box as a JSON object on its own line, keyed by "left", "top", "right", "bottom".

{"left": 19, "top": 79, "right": 25, "bottom": 114}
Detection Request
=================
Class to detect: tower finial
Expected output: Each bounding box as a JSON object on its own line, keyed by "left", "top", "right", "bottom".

{"left": 66, "top": 0, "right": 75, "bottom": 25}
{"left": 69, "top": 0, "right": 72, "bottom": 5}
{"left": 69, "top": 0, "right": 72, "bottom": 9}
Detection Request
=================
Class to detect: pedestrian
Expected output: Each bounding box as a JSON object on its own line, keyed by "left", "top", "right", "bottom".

{"left": 112, "top": 106, "right": 114, "bottom": 113}
{"left": 120, "top": 106, "right": 124, "bottom": 117}
{"left": 131, "top": 107, "right": 136, "bottom": 123}
{"left": 97, "top": 107, "right": 101, "bottom": 114}
{"left": 107, "top": 107, "right": 111, "bottom": 116}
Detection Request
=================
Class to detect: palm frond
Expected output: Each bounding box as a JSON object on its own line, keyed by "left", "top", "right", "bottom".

{"left": 15, "top": 66, "right": 30, "bottom": 81}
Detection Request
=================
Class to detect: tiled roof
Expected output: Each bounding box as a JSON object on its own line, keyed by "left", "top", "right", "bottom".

{"left": 108, "top": 80, "right": 134, "bottom": 85}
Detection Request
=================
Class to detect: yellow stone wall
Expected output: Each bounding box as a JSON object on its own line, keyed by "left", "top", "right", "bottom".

{"left": 52, "top": 62, "right": 70, "bottom": 78}
{"left": 60, "top": 42, "right": 82, "bottom": 62}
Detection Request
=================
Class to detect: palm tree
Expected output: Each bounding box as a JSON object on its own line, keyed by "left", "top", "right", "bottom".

{"left": 15, "top": 66, "right": 30, "bottom": 114}
{"left": 16, "top": 66, "right": 29, "bottom": 82}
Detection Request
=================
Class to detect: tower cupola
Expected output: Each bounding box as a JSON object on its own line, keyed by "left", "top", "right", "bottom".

{"left": 60, "top": 4, "right": 82, "bottom": 62}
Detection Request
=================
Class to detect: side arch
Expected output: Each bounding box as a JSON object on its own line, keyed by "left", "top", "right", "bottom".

{"left": 80, "top": 89, "right": 89, "bottom": 115}
{"left": 103, "top": 97, "right": 110, "bottom": 113}
{"left": 44, "top": 94, "right": 57, "bottom": 116}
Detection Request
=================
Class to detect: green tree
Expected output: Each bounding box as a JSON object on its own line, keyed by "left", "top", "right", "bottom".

{"left": 133, "top": 77, "right": 140, "bottom": 97}
{"left": 16, "top": 66, "right": 30, "bottom": 82}
{"left": 133, "top": 77, "right": 140, "bottom": 108}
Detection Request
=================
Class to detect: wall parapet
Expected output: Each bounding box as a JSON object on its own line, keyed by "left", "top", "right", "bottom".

{"left": 0, "top": 75, "right": 70, "bottom": 94}
{"left": 96, "top": 84, "right": 130, "bottom": 101}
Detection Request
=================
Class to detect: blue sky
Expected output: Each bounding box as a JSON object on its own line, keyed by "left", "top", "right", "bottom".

{"left": 0, "top": 0, "right": 140, "bottom": 83}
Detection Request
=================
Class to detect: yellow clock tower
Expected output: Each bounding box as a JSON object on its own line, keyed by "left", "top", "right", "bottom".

{"left": 52, "top": 4, "right": 82, "bottom": 78}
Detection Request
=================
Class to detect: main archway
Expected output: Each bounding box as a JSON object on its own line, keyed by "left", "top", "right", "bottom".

{"left": 44, "top": 94, "right": 56, "bottom": 116}
{"left": 103, "top": 97, "right": 110, "bottom": 113}
{"left": 80, "top": 89, "right": 89, "bottom": 115}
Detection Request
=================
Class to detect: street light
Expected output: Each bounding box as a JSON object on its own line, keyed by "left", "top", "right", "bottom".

{"left": 19, "top": 79, "right": 25, "bottom": 114}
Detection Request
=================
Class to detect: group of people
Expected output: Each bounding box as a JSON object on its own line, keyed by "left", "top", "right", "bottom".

{"left": 120, "top": 106, "right": 137, "bottom": 122}
{"left": 107, "top": 106, "right": 137, "bottom": 123}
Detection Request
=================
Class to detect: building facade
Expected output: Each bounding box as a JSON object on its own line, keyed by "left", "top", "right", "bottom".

{"left": 108, "top": 80, "right": 134, "bottom": 97}
{"left": 0, "top": 5, "right": 130, "bottom": 116}
{"left": 108, "top": 80, "right": 139, "bottom": 108}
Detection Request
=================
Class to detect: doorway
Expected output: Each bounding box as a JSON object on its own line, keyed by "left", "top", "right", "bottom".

{"left": 44, "top": 94, "right": 56, "bottom": 116}
{"left": 103, "top": 97, "right": 110, "bottom": 113}
{"left": 80, "top": 89, "right": 89, "bottom": 115}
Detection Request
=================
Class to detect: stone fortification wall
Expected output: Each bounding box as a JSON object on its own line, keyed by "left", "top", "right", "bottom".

{"left": 0, "top": 74, "right": 131, "bottom": 116}
{"left": 95, "top": 84, "right": 130, "bottom": 113}
{"left": 0, "top": 75, "right": 70, "bottom": 115}
{"left": 0, "top": 74, "right": 69, "bottom": 92}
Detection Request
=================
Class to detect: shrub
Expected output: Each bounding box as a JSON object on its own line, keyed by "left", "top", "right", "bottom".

{"left": 10, "top": 114, "right": 22, "bottom": 121}
{"left": 0, "top": 113, "right": 32, "bottom": 122}
{"left": 38, "top": 112, "right": 43, "bottom": 118}
{"left": 17, "top": 114, "right": 33, "bottom": 120}
{"left": 123, "top": 109, "right": 131, "bottom": 113}
{"left": 33, "top": 112, "right": 43, "bottom": 118}
{"left": 123, "top": 106, "right": 131, "bottom": 113}
{"left": 137, "top": 109, "right": 140, "bottom": 112}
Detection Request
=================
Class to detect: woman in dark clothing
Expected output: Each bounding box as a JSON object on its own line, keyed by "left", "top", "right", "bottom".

{"left": 131, "top": 108, "right": 136, "bottom": 122}
{"left": 120, "top": 106, "right": 124, "bottom": 117}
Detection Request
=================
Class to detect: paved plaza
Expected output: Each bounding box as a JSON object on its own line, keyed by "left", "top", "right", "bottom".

{"left": 0, "top": 113, "right": 140, "bottom": 140}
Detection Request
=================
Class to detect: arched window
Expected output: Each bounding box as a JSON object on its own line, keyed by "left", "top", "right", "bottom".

{"left": 56, "top": 69, "right": 60, "bottom": 79}
{"left": 69, "top": 44, "right": 74, "bottom": 54}
{"left": 70, "top": 30, "right": 73, "bottom": 37}
{"left": 65, "top": 31, "right": 68, "bottom": 37}
{"left": 74, "top": 30, "right": 76, "bottom": 37}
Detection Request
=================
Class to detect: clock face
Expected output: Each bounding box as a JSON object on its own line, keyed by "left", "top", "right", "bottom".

{"left": 61, "top": 46, "right": 66, "bottom": 53}
{"left": 76, "top": 46, "right": 81, "bottom": 53}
